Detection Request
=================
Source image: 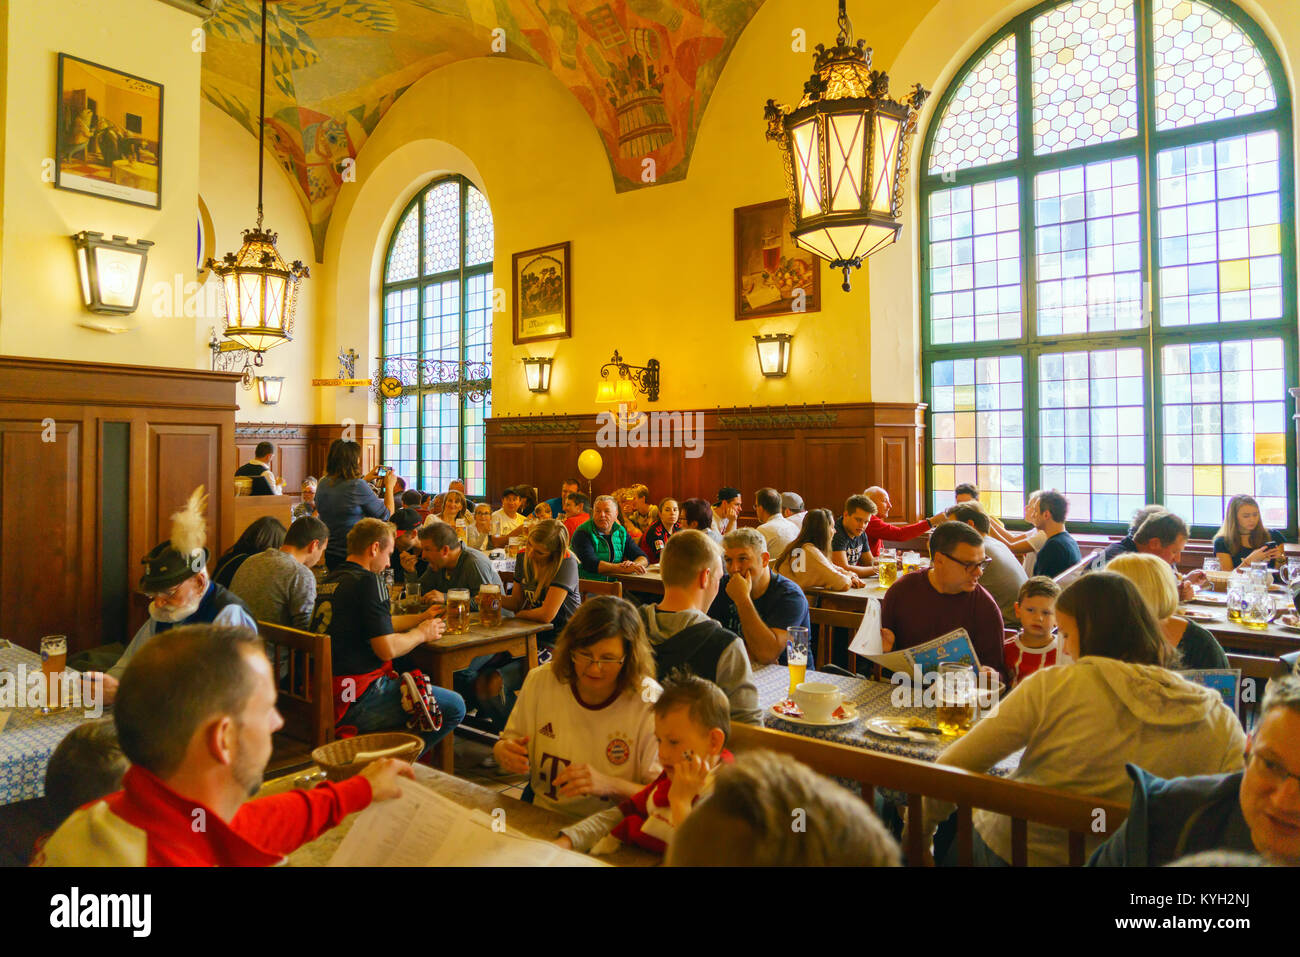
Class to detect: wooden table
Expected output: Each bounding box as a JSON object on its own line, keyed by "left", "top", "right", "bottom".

{"left": 274, "top": 764, "right": 657, "bottom": 867}
{"left": 405, "top": 616, "right": 552, "bottom": 773}
{"left": 610, "top": 568, "right": 884, "bottom": 613}
{"left": 1179, "top": 599, "right": 1300, "bottom": 658}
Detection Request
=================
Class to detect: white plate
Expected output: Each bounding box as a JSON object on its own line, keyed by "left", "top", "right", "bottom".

{"left": 1181, "top": 609, "right": 1220, "bottom": 623}
{"left": 864, "top": 716, "right": 946, "bottom": 742}
{"left": 769, "top": 702, "right": 859, "bottom": 727}
{"left": 1188, "top": 591, "right": 1228, "bottom": 605}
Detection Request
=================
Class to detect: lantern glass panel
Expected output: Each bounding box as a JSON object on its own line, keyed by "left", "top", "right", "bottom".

{"left": 869, "top": 114, "right": 903, "bottom": 214}
{"left": 94, "top": 246, "right": 141, "bottom": 308}
{"left": 792, "top": 119, "right": 823, "bottom": 217}
{"left": 828, "top": 113, "right": 866, "bottom": 212}
{"left": 77, "top": 247, "right": 92, "bottom": 306}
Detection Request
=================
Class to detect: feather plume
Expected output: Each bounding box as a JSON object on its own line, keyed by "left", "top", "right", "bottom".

{"left": 170, "top": 486, "right": 208, "bottom": 560}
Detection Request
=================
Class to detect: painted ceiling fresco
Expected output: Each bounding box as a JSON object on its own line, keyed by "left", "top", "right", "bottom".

{"left": 201, "top": 0, "right": 767, "bottom": 259}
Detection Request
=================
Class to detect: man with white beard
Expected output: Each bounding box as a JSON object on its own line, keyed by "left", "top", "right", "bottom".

{"left": 84, "top": 487, "right": 255, "bottom": 705}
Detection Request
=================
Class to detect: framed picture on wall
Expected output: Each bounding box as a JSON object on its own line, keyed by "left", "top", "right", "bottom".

{"left": 734, "top": 199, "right": 821, "bottom": 319}
{"left": 513, "top": 241, "right": 572, "bottom": 344}
{"left": 54, "top": 53, "right": 164, "bottom": 209}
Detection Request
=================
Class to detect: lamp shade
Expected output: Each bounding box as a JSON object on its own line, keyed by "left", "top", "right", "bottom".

{"left": 754, "top": 333, "right": 793, "bottom": 377}
{"left": 595, "top": 379, "right": 618, "bottom": 403}
{"left": 256, "top": 375, "right": 284, "bottom": 405}
{"left": 523, "top": 356, "right": 553, "bottom": 393}
{"left": 207, "top": 228, "right": 308, "bottom": 353}
{"left": 765, "top": 8, "right": 928, "bottom": 290}
{"left": 72, "top": 231, "right": 153, "bottom": 315}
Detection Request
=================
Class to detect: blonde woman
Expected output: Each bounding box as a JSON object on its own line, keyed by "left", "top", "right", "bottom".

{"left": 1106, "top": 553, "right": 1229, "bottom": 671}
{"left": 1213, "top": 494, "right": 1286, "bottom": 570}
{"left": 495, "top": 596, "right": 662, "bottom": 817}
{"left": 501, "top": 519, "right": 582, "bottom": 639}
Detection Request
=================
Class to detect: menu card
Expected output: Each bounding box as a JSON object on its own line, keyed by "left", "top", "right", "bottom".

{"left": 1181, "top": 669, "right": 1242, "bottom": 713}
{"left": 862, "top": 628, "right": 981, "bottom": 680}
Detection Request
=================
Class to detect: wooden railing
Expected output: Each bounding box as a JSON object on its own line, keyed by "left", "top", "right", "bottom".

{"left": 728, "top": 723, "right": 1128, "bottom": 866}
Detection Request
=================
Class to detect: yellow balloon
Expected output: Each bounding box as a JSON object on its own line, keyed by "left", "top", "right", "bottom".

{"left": 577, "top": 448, "right": 603, "bottom": 480}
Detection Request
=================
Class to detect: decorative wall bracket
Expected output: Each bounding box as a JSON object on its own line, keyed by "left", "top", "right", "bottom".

{"left": 599, "top": 350, "right": 660, "bottom": 403}
{"left": 373, "top": 355, "right": 492, "bottom": 404}
{"left": 209, "top": 327, "right": 258, "bottom": 390}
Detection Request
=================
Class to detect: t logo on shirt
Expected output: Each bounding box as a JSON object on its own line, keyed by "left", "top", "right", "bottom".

{"left": 538, "top": 751, "right": 571, "bottom": 800}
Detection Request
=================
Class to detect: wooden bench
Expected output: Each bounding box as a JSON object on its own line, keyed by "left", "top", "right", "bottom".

{"left": 578, "top": 578, "right": 623, "bottom": 602}
{"left": 1052, "top": 547, "right": 1102, "bottom": 588}
{"left": 809, "top": 606, "right": 865, "bottom": 674}
{"left": 258, "top": 621, "right": 334, "bottom": 775}
{"left": 728, "top": 723, "right": 1128, "bottom": 865}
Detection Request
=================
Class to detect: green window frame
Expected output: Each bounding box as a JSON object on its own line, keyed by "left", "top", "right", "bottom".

{"left": 919, "top": 0, "right": 1297, "bottom": 536}
{"left": 379, "top": 175, "right": 493, "bottom": 497}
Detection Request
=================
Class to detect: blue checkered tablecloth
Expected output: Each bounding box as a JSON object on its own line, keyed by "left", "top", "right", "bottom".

{"left": 753, "top": 664, "right": 1019, "bottom": 776}
{"left": 0, "top": 642, "right": 97, "bottom": 805}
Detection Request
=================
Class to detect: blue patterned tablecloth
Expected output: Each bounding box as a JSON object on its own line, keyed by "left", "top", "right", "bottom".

{"left": 752, "top": 664, "right": 1019, "bottom": 776}
{"left": 0, "top": 643, "right": 97, "bottom": 805}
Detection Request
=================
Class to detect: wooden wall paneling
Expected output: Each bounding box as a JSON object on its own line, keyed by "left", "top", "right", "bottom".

{"left": 524, "top": 439, "right": 579, "bottom": 502}
{"left": 279, "top": 443, "right": 309, "bottom": 492}
{"left": 802, "top": 437, "right": 869, "bottom": 514}
{"left": 737, "top": 436, "right": 796, "bottom": 501}
{"left": 148, "top": 425, "right": 222, "bottom": 564}
{"left": 677, "top": 432, "right": 736, "bottom": 507}
{"left": 0, "top": 419, "right": 82, "bottom": 652}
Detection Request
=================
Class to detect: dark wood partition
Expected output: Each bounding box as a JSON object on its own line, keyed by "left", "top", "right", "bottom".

{"left": 485, "top": 402, "right": 927, "bottom": 522}
{"left": 234, "top": 423, "right": 382, "bottom": 501}
{"left": 0, "top": 356, "right": 241, "bottom": 654}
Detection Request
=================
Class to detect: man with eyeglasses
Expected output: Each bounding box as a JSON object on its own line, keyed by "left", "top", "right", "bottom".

{"left": 1090, "top": 676, "right": 1300, "bottom": 866}
{"left": 880, "top": 521, "right": 1011, "bottom": 687}
{"left": 84, "top": 489, "right": 257, "bottom": 706}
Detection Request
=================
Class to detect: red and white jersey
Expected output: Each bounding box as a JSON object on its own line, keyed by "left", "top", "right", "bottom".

{"left": 503, "top": 662, "right": 661, "bottom": 819}
{"left": 1004, "top": 633, "right": 1060, "bottom": 689}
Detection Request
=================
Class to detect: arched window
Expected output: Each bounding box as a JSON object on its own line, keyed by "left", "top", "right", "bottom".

{"left": 920, "top": 0, "right": 1295, "bottom": 534}
{"left": 379, "top": 175, "right": 494, "bottom": 496}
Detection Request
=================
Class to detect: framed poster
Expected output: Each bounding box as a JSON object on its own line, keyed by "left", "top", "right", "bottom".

{"left": 512, "top": 240, "right": 572, "bottom": 344}
{"left": 54, "top": 53, "right": 163, "bottom": 209}
{"left": 734, "top": 199, "right": 821, "bottom": 319}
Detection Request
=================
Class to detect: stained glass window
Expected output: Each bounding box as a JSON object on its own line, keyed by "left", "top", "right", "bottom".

{"left": 1032, "top": 0, "right": 1138, "bottom": 155}
{"left": 1035, "top": 156, "right": 1143, "bottom": 334}
{"left": 381, "top": 176, "right": 494, "bottom": 497}
{"left": 1161, "top": 339, "right": 1287, "bottom": 526}
{"left": 1039, "top": 348, "right": 1146, "bottom": 523}
{"left": 1153, "top": 0, "right": 1276, "bottom": 130}
{"left": 928, "top": 179, "right": 1021, "bottom": 344}
{"left": 930, "top": 355, "right": 1025, "bottom": 517}
{"left": 1157, "top": 131, "right": 1282, "bottom": 326}
{"left": 922, "top": 0, "right": 1293, "bottom": 530}
{"left": 928, "top": 35, "right": 1019, "bottom": 176}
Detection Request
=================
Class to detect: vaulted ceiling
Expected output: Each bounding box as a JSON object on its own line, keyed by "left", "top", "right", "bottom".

{"left": 201, "top": 0, "right": 768, "bottom": 259}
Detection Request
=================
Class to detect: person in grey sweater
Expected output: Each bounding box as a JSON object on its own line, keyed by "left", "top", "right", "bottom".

{"left": 637, "top": 530, "right": 760, "bottom": 727}
{"left": 229, "top": 516, "right": 329, "bottom": 630}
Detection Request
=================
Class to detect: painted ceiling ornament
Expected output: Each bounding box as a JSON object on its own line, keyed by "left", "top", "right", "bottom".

{"left": 200, "top": 0, "right": 765, "bottom": 260}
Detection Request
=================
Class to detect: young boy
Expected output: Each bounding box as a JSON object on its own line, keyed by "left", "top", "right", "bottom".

{"left": 556, "top": 674, "right": 734, "bottom": 855}
{"left": 1005, "top": 576, "right": 1062, "bottom": 688}
{"left": 35, "top": 718, "right": 129, "bottom": 860}
{"left": 466, "top": 503, "right": 493, "bottom": 552}
{"left": 532, "top": 501, "right": 553, "bottom": 522}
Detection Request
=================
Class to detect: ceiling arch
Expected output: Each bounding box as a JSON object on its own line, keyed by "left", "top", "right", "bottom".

{"left": 201, "top": 0, "right": 767, "bottom": 259}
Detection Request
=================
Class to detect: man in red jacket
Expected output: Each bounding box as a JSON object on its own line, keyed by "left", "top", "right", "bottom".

{"left": 864, "top": 485, "right": 943, "bottom": 558}
{"left": 37, "top": 625, "right": 412, "bottom": 866}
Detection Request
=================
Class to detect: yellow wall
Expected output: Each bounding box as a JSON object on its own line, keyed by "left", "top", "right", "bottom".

{"left": 197, "top": 100, "right": 319, "bottom": 423}
{"left": 323, "top": 0, "right": 942, "bottom": 425}
{"left": 0, "top": 0, "right": 203, "bottom": 363}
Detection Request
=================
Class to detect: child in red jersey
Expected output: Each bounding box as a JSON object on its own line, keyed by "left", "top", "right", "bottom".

{"left": 1004, "top": 576, "right": 1063, "bottom": 689}
{"left": 556, "top": 674, "right": 733, "bottom": 856}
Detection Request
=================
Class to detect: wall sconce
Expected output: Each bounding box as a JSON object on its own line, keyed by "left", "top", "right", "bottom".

{"left": 523, "top": 356, "right": 553, "bottom": 393}
{"left": 596, "top": 350, "right": 660, "bottom": 403}
{"left": 72, "top": 231, "right": 153, "bottom": 315}
{"left": 754, "top": 333, "right": 793, "bottom": 377}
{"left": 257, "top": 375, "right": 285, "bottom": 405}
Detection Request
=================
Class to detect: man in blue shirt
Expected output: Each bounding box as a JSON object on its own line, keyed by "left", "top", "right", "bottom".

{"left": 542, "top": 479, "right": 580, "bottom": 519}
{"left": 1029, "top": 489, "right": 1081, "bottom": 579}
{"left": 707, "top": 527, "right": 810, "bottom": 666}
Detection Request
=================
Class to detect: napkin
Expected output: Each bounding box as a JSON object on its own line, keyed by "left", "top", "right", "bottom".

{"left": 847, "top": 598, "right": 882, "bottom": 657}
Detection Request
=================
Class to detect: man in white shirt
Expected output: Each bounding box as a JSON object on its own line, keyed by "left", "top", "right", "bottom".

{"left": 781, "top": 492, "right": 807, "bottom": 530}
{"left": 754, "top": 487, "right": 798, "bottom": 560}
{"left": 235, "top": 441, "right": 281, "bottom": 496}
{"left": 489, "top": 485, "right": 530, "bottom": 549}
{"left": 994, "top": 490, "right": 1048, "bottom": 574}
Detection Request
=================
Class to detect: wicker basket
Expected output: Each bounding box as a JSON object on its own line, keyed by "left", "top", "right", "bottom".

{"left": 311, "top": 732, "right": 423, "bottom": 782}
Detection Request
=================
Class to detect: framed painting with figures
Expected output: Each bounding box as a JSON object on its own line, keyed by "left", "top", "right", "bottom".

{"left": 54, "top": 54, "right": 163, "bottom": 209}
{"left": 734, "top": 199, "right": 820, "bottom": 320}
{"left": 513, "top": 241, "right": 572, "bottom": 344}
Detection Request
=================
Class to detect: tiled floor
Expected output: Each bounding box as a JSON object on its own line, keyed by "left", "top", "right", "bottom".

{"left": 451, "top": 731, "right": 529, "bottom": 801}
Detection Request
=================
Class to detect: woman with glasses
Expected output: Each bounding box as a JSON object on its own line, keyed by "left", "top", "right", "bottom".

{"left": 493, "top": 596, "right": 662, "bottom": 818}
{"left": 921, "top": 571, "right": 1245, "bottom": 866}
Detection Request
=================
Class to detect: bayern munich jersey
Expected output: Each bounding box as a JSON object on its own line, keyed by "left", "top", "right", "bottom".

{"left": 1003, "top": 633, "right": 1060, "bottom": 689}
{"left": 503, "top": 663, "right": 662, "bottom": 819}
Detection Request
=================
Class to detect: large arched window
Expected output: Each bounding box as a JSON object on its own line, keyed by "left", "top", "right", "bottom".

{"left": 380, "top": 175, "right": 494, "bottom": 496}
{"left": 920, "top": 0, "right": 1295, "bottom": 534}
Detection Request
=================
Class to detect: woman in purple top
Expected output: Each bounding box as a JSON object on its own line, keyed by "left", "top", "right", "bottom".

{"left": 315, "top": 440, "right": 396, "bottom": 569}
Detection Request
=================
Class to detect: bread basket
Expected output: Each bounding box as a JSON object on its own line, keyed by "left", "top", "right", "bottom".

{"left": 311, "top": 732, "right": 423, "bottom": 782}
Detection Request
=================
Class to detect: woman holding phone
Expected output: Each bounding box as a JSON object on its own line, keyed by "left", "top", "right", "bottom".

{"left": 1213, "top": 494, "right": 1286, "bottom": 570}
{"left": 315, "top": 440, "right": 396, "bottom": 570}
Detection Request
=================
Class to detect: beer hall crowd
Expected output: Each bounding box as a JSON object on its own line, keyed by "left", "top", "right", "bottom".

{"left": 3, "top": 0, "right": 1300, "bottom": 874}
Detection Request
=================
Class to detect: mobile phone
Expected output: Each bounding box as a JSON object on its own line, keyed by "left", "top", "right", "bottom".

{"left": 376, "top": 466, "right": 390, "bottom": 478}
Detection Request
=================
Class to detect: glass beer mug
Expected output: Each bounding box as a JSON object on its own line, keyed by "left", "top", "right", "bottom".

{"left": 877, "top": 550, "right": 899, "bottom": 588}
{"left": 786, "top": 626, "right": 810, "bottom": 701}
{"left": 935, "top": 662, "right": 976, "bottom": 736}
{"left": 1226, "top": 572, "right": 1247, "bottom": 622}
{"left": 446, "top": 588, "right": 471, "bottom": 635}
{"left": 1242, "top": 585, "right": 1277, "bottom": 630}
{"left": 40, "top": 634, "right": 68, "bottom": 713}
{"left": 1279, "top": 559, "right": 1300, "bottom": 587}
{"left": 478, "top": 584, "right": 502, "bottom": 628}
